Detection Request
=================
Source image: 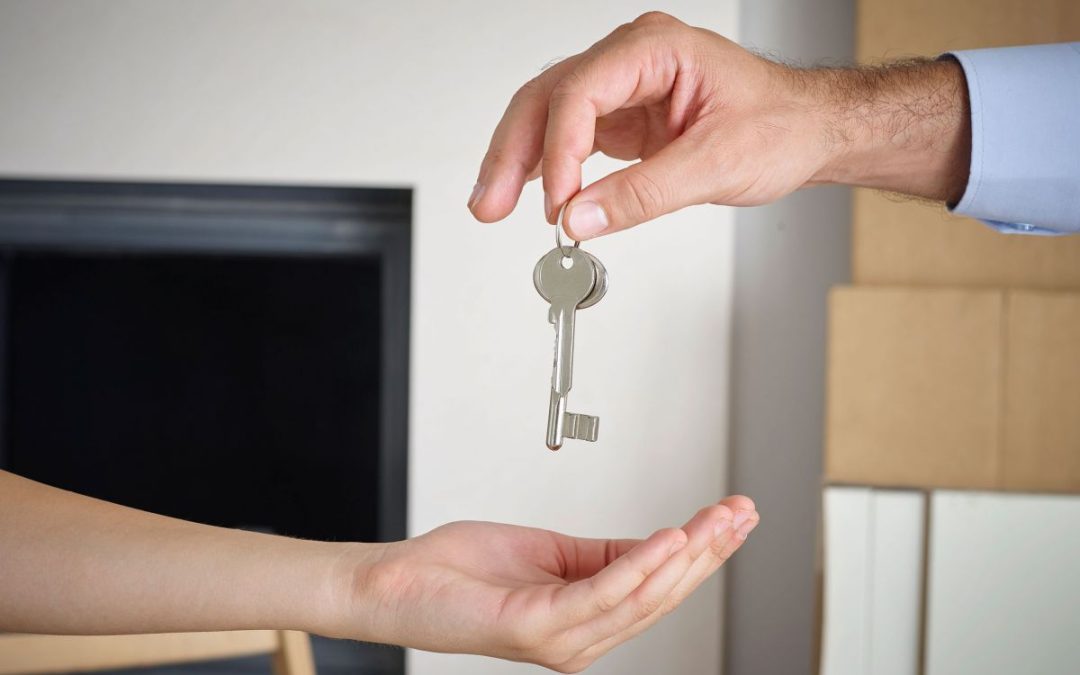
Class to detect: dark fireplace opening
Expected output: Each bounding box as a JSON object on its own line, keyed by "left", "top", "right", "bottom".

{"left": 8, "top": 253, "right": 383, "bottom": 543}
{"left": 0, "top": 180, "right": 410, "bottom": 675}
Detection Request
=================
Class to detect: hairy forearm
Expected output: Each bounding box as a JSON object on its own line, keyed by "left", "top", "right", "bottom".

{"left": 806, "top": 57, "right": 972, "bottom": 202}
{"left": 0, "top": 470, "right": 376, "bottom": 636}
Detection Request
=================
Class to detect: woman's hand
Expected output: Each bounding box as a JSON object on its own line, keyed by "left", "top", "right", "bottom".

{"left": 336, "top": 496, "right": 758, "bottom": 673}
{"left": 1, "top": 471, "right": 757, "bottom": 673}
{"left": 469, "top": 11, "right": 969, "bottom": 239}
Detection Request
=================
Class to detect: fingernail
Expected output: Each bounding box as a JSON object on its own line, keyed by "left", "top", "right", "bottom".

{"left": 736, "top": 518, "right": 758, "bottom": 541}
{"left": 544, "top": 192, "right": 553, "bottom": 222}
{"left": 669, "top": 537, "right": 688, "bottom": 555}
{"left": 468, "top": 183, "right": 485, "bottom": 209}
{"left": 566, "top": 201, "right": 608, "bottom": 238}
{"left": 714, "top": 520, "right": 731, "bottom": 539}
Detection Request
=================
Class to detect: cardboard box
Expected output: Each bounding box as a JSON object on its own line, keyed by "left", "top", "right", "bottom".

{"left": 857, "top": 0, "right": 1080, "bottom": 62}
{"left": 852, "top": 196, "right": 1080, "bottom": 289}
{"left": 826, "top": 287, "right": 1003, "bottom": 489}
{"left": 1003, "top": 292, "right": 1080, "bottom": 491}
{"left": 825, "top": 287, "right": 1080, "bottom": 492}
{"left": 852, "top": 0, "right": 1080, "bottom": 290}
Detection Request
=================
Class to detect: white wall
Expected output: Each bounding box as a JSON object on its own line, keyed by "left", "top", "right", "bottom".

{"left": 726, "top": 1, "right": 853, "bottom": 673}
{"left": 0, "top": 2, "right": 736, "bottom": 674}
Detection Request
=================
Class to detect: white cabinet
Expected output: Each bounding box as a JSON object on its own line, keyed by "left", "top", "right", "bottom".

{"left": 821, "top": 488, "right": 1080, "bottom": 675}
{"left": 821, "top": 487, "right": 925, "bottom": 675}
{"left": 925, "top": 491, "right": 1080, "bottom": 675}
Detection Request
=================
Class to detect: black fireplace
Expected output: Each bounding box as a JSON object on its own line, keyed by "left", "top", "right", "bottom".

{"left": 0, "top": 180, "right": 410, "bottom": 674}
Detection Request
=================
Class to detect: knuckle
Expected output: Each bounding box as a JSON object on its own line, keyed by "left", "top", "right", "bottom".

{"left": 592, "top": 589, "right": 621, "bottom": 614}
{"left": 520, "top": 638, "right": 582, "bottom": 671}
{"left": 661, "top": 527, "right": 686, "bottom": 547}
{"left": 551, "top": 658, "right": 591, "bottom": 674}
{"left": 622, "top": 170, "right": 669, "bottom": 220}
{"left": 632, "top": 11, "right": 677, "bottom": 28}
{"left": 540, "top": 646, "right": 583, "bottom": 672}
{"left": 511, "top": 76, "right": 544, "bottom": 105}
{"left": 661, "top": 589, "right": 688, "bottom": 615}
{"left": 548, "top": 70, "right": 586, "bottom": 106}
{"left": 711, "top": 504, "right": 736, "bottom": 523}
{"left": 632, "top": 593, "right": 665, "bottom": 623}
{"left": 505, "top": 621, "right": 544, "bottom": 654}
{"left": 540, "top": 154, "right": 561, "bottom": 176}
{"left": 709, "top": 536, "right": 732, "bottom": 561}
{"left": 487, "top": 146, "right": 533, "bottom": 179}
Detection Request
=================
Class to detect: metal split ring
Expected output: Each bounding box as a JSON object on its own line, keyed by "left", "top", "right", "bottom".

{"left": 555, "top": 203, "right": 581, "bottom": 257}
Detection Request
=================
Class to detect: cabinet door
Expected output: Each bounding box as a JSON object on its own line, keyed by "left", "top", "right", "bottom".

{"left": 925, "top": 491, "right": 1080, "bottom": 675}
{"left": 821, "top": 487, "right": 925, "bottom": 675}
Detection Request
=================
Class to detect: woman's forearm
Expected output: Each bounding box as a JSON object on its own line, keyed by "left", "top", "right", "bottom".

{"left": 0, "top": 470, "right": 371, "bottom": 636}
{"left": 0, "top": 469, "right": 759, "bottom": 670}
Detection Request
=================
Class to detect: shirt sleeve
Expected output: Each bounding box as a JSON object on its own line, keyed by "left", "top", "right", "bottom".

{"left": 947, "top": 43, "right": 1080, "bottom": 235}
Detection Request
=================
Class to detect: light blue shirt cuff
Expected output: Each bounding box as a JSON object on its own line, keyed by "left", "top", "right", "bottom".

{"left": 947, "top": 43, "right": 1080, "bottom": 234}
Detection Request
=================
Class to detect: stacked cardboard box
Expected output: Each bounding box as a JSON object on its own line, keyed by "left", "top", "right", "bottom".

{"left": 826, "top": 288, "right": 1080, "bottom": 493}
{"left": 819, "top": 2, "right": 1080, "bottom": 672}
{"left": 853, "top": 0, "right": 1080, "bottom": 291}
{"left": 825, "top": 0, "right": 1080, "bottom": 493}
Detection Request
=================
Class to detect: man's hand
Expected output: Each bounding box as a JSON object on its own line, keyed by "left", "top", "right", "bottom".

{"left": 338, "top": 496, "right": 758, "bottom": 672}
{"left": 469, "top": 11, "right": 970, "bottom": 240}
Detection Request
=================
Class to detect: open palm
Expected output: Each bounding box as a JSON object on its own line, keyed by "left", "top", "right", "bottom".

{"left": 348, "top": 496, "right": 758, "bottom": 672}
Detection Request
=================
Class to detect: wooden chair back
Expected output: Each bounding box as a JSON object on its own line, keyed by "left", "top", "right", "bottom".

{"left": 0, "top": 630, "right": 315, "bottom": 675}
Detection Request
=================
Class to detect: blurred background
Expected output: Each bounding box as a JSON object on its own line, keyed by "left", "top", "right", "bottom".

{"left": 0, "top": 1, "right": 1076, "bottom": 675}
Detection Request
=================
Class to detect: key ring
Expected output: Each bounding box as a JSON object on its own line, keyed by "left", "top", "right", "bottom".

{"left": 555, "top": 203, "right": 581, "bottom": 257}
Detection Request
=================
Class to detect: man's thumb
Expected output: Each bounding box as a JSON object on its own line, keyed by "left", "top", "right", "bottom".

{"left": 563, "top": 136, "right": 711, "bottom": 240}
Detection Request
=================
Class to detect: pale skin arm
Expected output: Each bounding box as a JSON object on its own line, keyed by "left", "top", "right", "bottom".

{"left": 469, "top": 11, "right": 970, "bottom": 239}
{"left": 0, "top": 470, "right": 758, "bottom": 673}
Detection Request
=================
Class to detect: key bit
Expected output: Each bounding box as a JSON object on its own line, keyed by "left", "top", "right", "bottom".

{"left": 563, "top": 412, "right": 599, "bottom": 442}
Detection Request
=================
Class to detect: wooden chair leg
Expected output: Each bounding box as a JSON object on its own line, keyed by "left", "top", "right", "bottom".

{"left": 271, "top": 630, "right": 316, "bottom": 675}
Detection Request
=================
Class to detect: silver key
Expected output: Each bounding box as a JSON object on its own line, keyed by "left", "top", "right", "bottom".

{"left": 578, "top": 251, "right": 609, "bottom": 309}
{"left": 532, "top": 249, "right": 608, "bottom": 310}
{"left": 534, "top": 246, "right": 606, "bottom": 450}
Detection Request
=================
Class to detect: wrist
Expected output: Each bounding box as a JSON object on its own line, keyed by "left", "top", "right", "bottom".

{"left": 320, "top": 540, "right": 394, "bottom": 642}
{"left": 806, "top": 58, "right": 971, "bottom": 202}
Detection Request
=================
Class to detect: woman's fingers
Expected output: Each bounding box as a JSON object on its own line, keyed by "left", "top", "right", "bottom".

{"left": 633, "top": 497, "right": 757, "bottom": 627}
{"left": 558, "top": 499, "right": 758, "bottom": 671}
{"left": 578, "top": 504, "right": 759, "bottom": 663}
{"left": 546, "top": 533, "right": 643, "bottom": 582}
{"left": 552, "top": 526, "right": 688, "bottom": 626}
{"left": 560, "top": 503, "right": 733, "bottom": 647}
{"left": 505, "top": 497, "right": 756, "bottom": 671}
